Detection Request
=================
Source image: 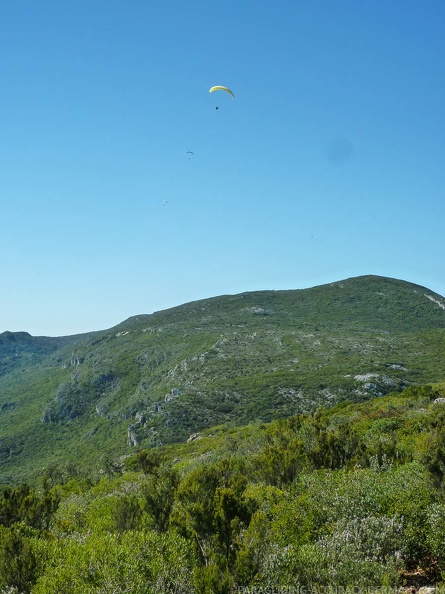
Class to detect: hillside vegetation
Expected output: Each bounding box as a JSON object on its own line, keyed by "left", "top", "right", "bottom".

{"left": 0, "top": 275, "right": 444, "bottom": 484}
{"left": 2, "top": 383, "right": 445, "bottom": 592}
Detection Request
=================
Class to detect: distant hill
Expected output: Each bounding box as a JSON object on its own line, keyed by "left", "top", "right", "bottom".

{"left": 0, "top": 330, "right": 89, "bottom": 378}
{"left": 1, "top": 275, "right": 444, "bottom": 484}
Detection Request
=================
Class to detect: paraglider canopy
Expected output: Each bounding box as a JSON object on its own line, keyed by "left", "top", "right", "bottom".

{"left": 209, "top": 85, "right": 235, "bottom": 99}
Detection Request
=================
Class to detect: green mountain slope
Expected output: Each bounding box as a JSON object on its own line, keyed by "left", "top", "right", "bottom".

{"left": 1, "top": 275, "right": 444, "bottom": 483}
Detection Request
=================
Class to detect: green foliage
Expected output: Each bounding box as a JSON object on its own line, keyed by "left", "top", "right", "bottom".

{"left": 0, "top": 524, "right": 38, "bottom": 593}
{"left": 233, "top": 508, "right": 271, "bottom": 585}
{"left": 423, "top": 408, "right": 445, "bottom": 484}
{"left": 271, "top": 515, "right": 403, "bottom": 588}
{"left": 130, "top": 449, "right": 163, "bottom": 474}
{"left": 0, "top": 483, "right": 59, "bottom": 530}
{"left": 426, "top": 504, "right": 445, "bottom": 573}
{"left": 251, "top": 436, "right": 305, "bottom": 486}
{"left": 1, "top": 383, "right": 445, "bottom": 589}
{"left": 141, "top": 465, "right": 179, "bottom": 531}
{"left": 112, "top": 494, "right": 142, "bottom": 533}
{"left": 32, "top": 530, "right": 196, "bottom": 593}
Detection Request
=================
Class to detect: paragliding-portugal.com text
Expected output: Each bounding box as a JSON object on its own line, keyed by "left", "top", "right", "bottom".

{"left": 233, "top": 588, "right": 445, "bottom": 594}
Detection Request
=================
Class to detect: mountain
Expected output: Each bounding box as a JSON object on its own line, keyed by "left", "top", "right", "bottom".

{"left": 0, "top": 330, "right": 93, "bottom": 378}
{"left": 0, "top": 275, "right": 444, "bottom": 484}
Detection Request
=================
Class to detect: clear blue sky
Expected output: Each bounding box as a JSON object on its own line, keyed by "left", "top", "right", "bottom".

{"left": 1, "top": 0, "right": 444, "bottom": 336}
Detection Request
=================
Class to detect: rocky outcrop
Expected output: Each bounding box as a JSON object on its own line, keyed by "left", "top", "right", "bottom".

{"left": 127, "top": 425, "right": 140, "bottom": 447}
{"left": 135, "top": 412, "right": 146, "bottom": 425}
{"left": 187, "top": 432, "right": 202, "bottom": 443}
{"left": 418, "top": 588, "right": 437, "bottom": 594}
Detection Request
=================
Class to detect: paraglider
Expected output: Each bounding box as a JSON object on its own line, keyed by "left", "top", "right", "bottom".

{"left": 185, "top": 151, "right": 194, "bottom": 160}
{"left": 209, "top": 86, "right": 235, "bottom": 99}
{"left": 209, "top": 86, "right": 234, "bottom": 109}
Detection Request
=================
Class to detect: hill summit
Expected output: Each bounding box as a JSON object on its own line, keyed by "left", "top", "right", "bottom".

{"left": 0, "top": 275, "right": 444, "bottom": 483}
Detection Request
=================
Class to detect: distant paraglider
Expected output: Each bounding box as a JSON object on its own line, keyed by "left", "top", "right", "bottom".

{"left": 185, "top": 151, "right": 194, "bottom": 160}
{"left": 209, "top": 85, "right": 235, "bottom": 99}
{"left": 209, "top": 85, "right": 235, "bottom": 110}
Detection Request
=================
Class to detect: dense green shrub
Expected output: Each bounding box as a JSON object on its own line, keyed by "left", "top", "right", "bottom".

{"left": 1, "top": 384, "right": 445, "bottom": 590}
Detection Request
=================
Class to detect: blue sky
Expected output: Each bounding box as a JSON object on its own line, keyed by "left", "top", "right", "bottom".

{"left": 1, "top": 0, "right": 444, "bottom": 336}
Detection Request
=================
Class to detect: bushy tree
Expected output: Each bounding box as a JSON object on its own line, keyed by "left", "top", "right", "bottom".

{"left": 32, "top": 530, "right": 196, "bottom": 593}
{"left": 141, "top": 466, "right": 179, "bottom": 532}
{"left": 0, "top": 525, "right": 38, "bottom": 594}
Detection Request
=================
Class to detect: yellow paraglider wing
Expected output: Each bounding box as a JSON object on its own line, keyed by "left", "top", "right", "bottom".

{"left": 209, "top": 86, "right": 235, "bottom": 99}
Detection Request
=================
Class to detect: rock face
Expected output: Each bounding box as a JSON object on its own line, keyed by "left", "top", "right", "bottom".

{"left": 41, "top": 381, "right": 88, "bottom": 423}
{"left": 187, "top": 433, "right": 202, "bottom": 443}
{"left": 127, "top": 425, "right": 139, "bottom": 447}
{"left": 135, "top": 412, "right": 146, "bottom": 425}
